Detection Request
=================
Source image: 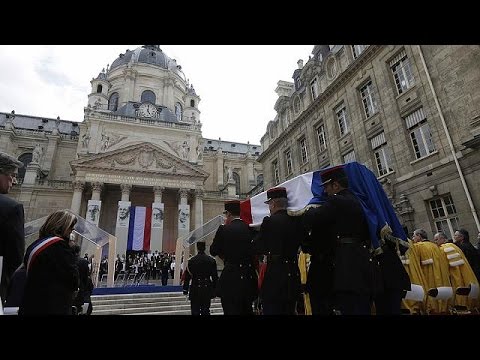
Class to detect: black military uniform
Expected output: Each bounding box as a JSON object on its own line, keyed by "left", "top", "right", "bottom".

{"left": 210, "top": 200, "right": 258, "bottom": 315}
{"left": 302, "top": 166, "right": 373, "bottom": 315}
{"left": 253, "top": 187, "right": 307, "bottom": 315}
{"left": 183, "top": 242, "right": 218, "bottom": 315}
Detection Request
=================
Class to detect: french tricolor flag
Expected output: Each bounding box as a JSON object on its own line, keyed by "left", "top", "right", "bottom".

{"left": 127, "top": 206, "right": 152, "bottom": 251}
{"left": 240, "top": 162, "right": 407, "bottom": 250}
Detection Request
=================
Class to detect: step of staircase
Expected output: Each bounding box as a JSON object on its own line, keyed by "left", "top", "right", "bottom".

{"left": 91, "top": 291, "right": 223, "bottom": 315}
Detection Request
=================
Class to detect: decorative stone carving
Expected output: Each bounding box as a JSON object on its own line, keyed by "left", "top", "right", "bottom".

{"left": 32, "top": 144, "right": 43, "bottom": 164}
{"left": 138, "top": 150, "right": 154, "bottom": 168}
{"left": 178, "top": 188, "right": 189, "bottom": 199}
{"left": 92, "top": 181, "right": 103, "bottom": 193}
{"left": 195, "top": 188, "right": 205, "bottom": 199}
{"left": 120, "top": 183, "right": 132, "bottom": 196}
{"left": 153, "top": 186, "right": 165, "bottom": 197}
{"left": 72, "top": 180, "right": 85, "bottom": 191}
{"left": 81, "top": 131, "right": 90, "bottom": 149}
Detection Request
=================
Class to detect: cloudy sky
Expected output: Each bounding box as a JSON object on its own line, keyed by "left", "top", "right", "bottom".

{"left": 0, "top": 45, "right": 314, "bottom": 145}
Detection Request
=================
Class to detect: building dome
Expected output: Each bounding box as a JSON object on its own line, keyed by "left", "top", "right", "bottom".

{"left": 110, "top": 45, "right": 172, "bottom": 71}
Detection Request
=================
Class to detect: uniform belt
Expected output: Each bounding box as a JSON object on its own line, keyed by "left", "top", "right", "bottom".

{"left": 337, "top": 237, "right": 364, "bottom": 245}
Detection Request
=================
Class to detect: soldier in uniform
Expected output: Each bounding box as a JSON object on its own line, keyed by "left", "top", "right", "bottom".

{"left": 182, "top": 241, "right": 218, "bottom": 315}
{"left": 253, "top": 187, "right": 307, "bottom": 315}
{"left": 210, "top": 200, "right": 258, "bottom": 315}
{"left": 302, "top": 166, "right": 373, "bottom": 315}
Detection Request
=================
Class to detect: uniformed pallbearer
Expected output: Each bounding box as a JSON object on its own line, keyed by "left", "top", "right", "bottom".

{"left": 253, "top": 187, "right": 307, "bottom": 315}
{"left": 210, "top": 200, "right": 258, "bottom": 315}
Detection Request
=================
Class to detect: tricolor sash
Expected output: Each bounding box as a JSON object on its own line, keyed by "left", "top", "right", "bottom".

{"left": 26, "top": 236, "right": 64, "bottom": 273}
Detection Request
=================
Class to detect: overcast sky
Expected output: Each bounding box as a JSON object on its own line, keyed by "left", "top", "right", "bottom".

{"left": 0, "top": 45, "right": 313, "bottom": 145}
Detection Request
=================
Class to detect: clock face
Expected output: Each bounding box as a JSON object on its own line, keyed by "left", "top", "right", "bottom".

{"left": 139, "top": 103, "right": 158, "bottom": 118}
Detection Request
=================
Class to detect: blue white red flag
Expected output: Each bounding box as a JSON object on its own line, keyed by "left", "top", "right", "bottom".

{"left": 127, "top": 206, "right": 152, "bottom": 251}
{"left": 240, "top": 162, "right": 406, "bottom": 249}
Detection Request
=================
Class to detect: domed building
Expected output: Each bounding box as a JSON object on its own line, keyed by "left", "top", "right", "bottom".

{"left": 0, "top": 45, "right": 263, "bottom": 262}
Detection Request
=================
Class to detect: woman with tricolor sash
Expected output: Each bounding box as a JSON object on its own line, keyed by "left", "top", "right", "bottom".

{"left": 19, "top": 210, "right": 79, "bottom": 315}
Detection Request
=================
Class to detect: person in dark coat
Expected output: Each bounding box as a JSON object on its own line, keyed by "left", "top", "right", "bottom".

{"left": 183, "top": 241, "right": 218, "bottom": 315}
{"left": 0, "top": 151, "right": 25, "bottom": 303}
{"left": 210, "top": 200, "right": 258, "bottom": 315}
{"left": 19, "top": 210, "right": 79, "bottom": 315}
{"left": 71, "top": 244, "right": 93, "bottom": 315}
{"left": 454, "top": 229, "right": 480, "bottom": 282}
{"left": 302, "top": 166, "right": 374, "bottom": 315}
{"left": 253, "top": 187, "right": 307, "bottom": 315}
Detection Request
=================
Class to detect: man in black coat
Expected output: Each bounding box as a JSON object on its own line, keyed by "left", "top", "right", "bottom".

{"left": 72, "top": 244, "right": 93, "bottom": 315}
{"left": 253, "top": 187, "right": 307, "bottom": 315}
{"left": 0, "top": 151, "right": 25, "bottom": 302}
{"left": 183, "top": 241, "right": 218, "bottom": 315}
{"left": 302, "top": 166, "right": 374, "bottom": 315}
{"left": 210, "top": 200, "right": 258, "bottom": 315}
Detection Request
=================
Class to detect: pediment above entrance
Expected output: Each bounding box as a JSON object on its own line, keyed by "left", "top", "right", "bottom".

{"left": 71, "top": 142, "right": 208, "bottom": 179}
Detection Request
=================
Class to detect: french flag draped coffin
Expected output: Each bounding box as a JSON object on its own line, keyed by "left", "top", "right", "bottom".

{"left": 127, "top": 206, "right": 152, "bottom": 251}
{"left": 240, "top": 161, "right": 406, "bottom": 250}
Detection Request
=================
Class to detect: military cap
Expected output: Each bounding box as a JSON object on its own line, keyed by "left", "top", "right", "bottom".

{"left": 264, "top": 186, "right": 287, "bottom": 203}
{"left": 320, "top": 165, "right": 347, "bottom": 186}
{"left": 224, "top": 200, "right": 240, "bottom": 214}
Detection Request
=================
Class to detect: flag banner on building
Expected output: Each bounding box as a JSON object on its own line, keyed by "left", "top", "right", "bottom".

{"left": 240, "top": 161, "right": 406, "bottom": 249}
{"left": 127, "top": 206, "right": 152, "bottom": 251}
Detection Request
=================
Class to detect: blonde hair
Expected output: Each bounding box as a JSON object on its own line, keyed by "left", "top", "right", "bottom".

{"left": 39, "top": 210, "right": 77, "bottom": 239}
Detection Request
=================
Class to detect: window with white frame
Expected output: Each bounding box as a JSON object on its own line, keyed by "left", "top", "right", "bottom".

{"left": 335, "top": 103, "right": 349, "bottom": 136}
{"left": 352, "top": 45, "right": 368, "bottom": 59}
{"left": 310, "top": 78, "right": 319, "bottom": 100}
{"left": 343, "top": 150, "right": 356, "bottom": 163}
{"left": 316, "top": 124, "right": 327, "bottom": 151}
{"left": 360, "top": 80, "right": 378, "bottom": 118}
{"left": 272, "top": 160, "right": 280, "bottom": 185}
{"left": 405, "top": 107, "right": 435, "bottom": 159}
{"left": 285, "top": 149, "right": 293, "bottom": 175}
{"left": 370, "top": 132, "right": 393, "bottom": 176}
{"left": 430, "top": 194, "right": 459, "bottom": 239}
{"left": 299, "top": 138, "right": 308, "bottom": 164}
{"left": 390, "top": 50, "right": 415, "bottom": 95}
{"left": 175, "top": 102, "right": 183, "bottom": 121}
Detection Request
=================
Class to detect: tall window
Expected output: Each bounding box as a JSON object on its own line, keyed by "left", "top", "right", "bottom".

{"left": 405, "top": 107, "right": 435, "bottom": 159}
{"left": 17, "top": 153, "right": 32, "bottom": 181}
{"left": 299, "top": 138, "right": 308, "bottom": 164}
{"left": 335, "top": 103, "right": 349, "bottom": 136}
{"left": 294, "top": 97, "right": 301, "bottom": 114}
{"left": 390, "top": 50, "right": 415, "bottom": 95}
{"left": 256, "top": 174, "right": 264, "bottom": 185}
{"left": 285, "top": 149, "right": 293, "bottom": 175}
{"left": 175, "top": 103, "right": 183, "bottom": 121}
{"left": 310, "top": 78, "right": 319, "bottom": 100}
{"left": 96, "top": 84, "right": 103, "bottom": 93}
{"left": 141, "top": 90, "right": 156, "bottom": 104}
{"left": 360, "top": 80, "right": 378, "bottom": 118}
{"left": 371, "top": 132, "right": 393, "bottom": 176}
{"left": 430, "top": 195, "right": 459, "bottom": 239}
{"left": 352, "top": 45, "right": 368, "bottom": 59}
{"left": 190, "top": 99, "right": 195, "bottom": 107}
{"left": 343, "top": 150, "right": 356, "bottom": 163}
{"left": 316, "top": 124, "right": 327, "bottom": 151}
{"left": 233, "top": 172, "right": 240, "bottom": 195}
{"left": 108, "top": 92, "right": 119, "bottom": 111}
{"left": 272, "top": 161, "right": 280, "bottom": 185}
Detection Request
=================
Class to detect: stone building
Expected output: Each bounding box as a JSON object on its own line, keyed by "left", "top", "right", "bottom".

{"left": 258, "top": 45, "right": 480, "bottom": 241}
{"left": 0, "top": 45, "right": 262, "bottom": 256}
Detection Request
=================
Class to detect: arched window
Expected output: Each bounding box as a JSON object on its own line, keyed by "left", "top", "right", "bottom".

{"left": 175, "top": 102, "right": 183, "bottom": 121}
{"left": 108, "top": 92, "right": 119, "bottom": 111}
{"left": 233, "top": 172, "right": 240, "bottom": 195}
{"left": 18, "top": 153, "right": 32, "bottom": 181}
{"left": 96, "top": 84, "right": 103, "bottom": 93}
{"left": 190, "top": 99, "right": 195, "bottom": 107}
{"left": 141, "top": 90, "right": 156, "bottom": 104}
{"left": 256, "top": 174, "right": 263, "bottom": 185}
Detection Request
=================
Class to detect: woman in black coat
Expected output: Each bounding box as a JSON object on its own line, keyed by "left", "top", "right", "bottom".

{"left": 19, "top": 210, "right": 79, "bottom": 315}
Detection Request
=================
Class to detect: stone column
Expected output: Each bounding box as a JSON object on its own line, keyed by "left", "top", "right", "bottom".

{"left": 70, "top": 180, "right": 85, "bottom": 215}
{"left": 120, "top": 183, "right": 132, "bottom": 201}
{"left": 174, "top": 188, "right": 190, "bottom": 285}
{"left": 193, "top": 189, "right": 204, "bottom": 256}
{"left": 43, "top": 135, "right": 60, "bottom": 174}
{"left": 116, "top": 183, "right": 132, "bottom": 258}
{"left": 91, "top": 182, "right": 103, "bottom": 201}
{"left": 216, "top": 149, "right": 224, "bottom": 189}
{"left": 151, "top": 186, "right": 165, "bottom": 252}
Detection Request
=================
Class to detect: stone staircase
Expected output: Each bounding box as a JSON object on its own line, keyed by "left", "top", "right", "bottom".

{"left": 91, "top": 291, "right": 223, "bottom": 315}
